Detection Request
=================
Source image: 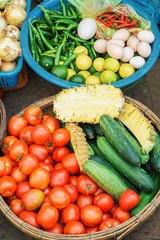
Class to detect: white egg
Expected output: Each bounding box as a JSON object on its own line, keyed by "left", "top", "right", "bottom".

{"left": 120, "top": 47, "right": 134, "bottom": 62}
{"left": 137, "top": 30, "right": 155, "bottom": 43}
{"left": 107, "top": 39, "right": 125, "bottom": 48}
{"left": 129, "top": 56, "right": 145, "bottom": 69}
{"left": 137, "top": 41, "right": 151, "bottom": 58}
{"left": 112, "top": 29, "right": 130, "bottom": 42}
{"left": 107, "top": 44, "right": 124, "bottom": 59}
{"left": 78, "top": 18, "right": 97, "bottom": 40}
{"left": 94, "top": 39, "right": 107, "bottom": 53}
{"left": 127, "top": 36, "right": 140, "bottom": 52}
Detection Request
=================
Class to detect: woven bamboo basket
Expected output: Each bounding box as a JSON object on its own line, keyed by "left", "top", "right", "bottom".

{"left": 0, "top": 99, "right": 7, "bottom": 146}
{"left": 0, "top": 95, "right": 160, "bottom": 240}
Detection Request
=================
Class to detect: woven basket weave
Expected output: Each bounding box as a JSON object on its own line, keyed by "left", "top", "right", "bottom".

{"left": 0, "top": 95, "right": 160, "bottom": 240}
{"left": 0, "top": 99, "right": 7, "bottom": 146}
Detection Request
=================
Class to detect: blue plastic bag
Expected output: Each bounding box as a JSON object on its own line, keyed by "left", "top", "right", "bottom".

{"left": 133, "top": 0, "right": 160, "bottom": 24}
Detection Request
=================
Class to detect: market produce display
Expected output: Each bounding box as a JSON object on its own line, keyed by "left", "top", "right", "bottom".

{"left": 0, "top": 85, "right": 160, "bottom": 236}
{"left": 0, "top": 0, "right": 27, "bottom": 72}
{"left": 28, "top": 0, "right": 155, "bottom": 85}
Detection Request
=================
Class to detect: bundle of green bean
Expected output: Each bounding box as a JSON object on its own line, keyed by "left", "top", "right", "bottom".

{"left": 29, "top": 0, "right": 97, "bottom": 78}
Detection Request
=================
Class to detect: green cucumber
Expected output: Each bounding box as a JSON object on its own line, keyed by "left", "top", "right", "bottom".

{"left": 90, "top": 155, "right": 138, "bottom": 193}
{"left": 116, "top": 119, "right": 149, "bottom": 165}
{"left": 94, "top": 124, "right": 104, "bottom": 136}
{"left": 88, "top": 140, "right": 106, "bottom": 159}
{"left": 100, "top": 115, "right": 141, "bottom": 166}
{"left": 79, "top": 123, "right": 96, "bottom": 140}
{"left": 142, "top": 162, "right": 153, "bottom": 174}
{"left": 97, "top": 137, "right": 154, "bottom": 192}
{"left": 150, "top": 131, "right": 160, "bottom": 172}
{"left": 83, "top": 160, "right": 129, "bottom": 202}
{"left": 131, "top": 172, "right": 160, "bottom": 216}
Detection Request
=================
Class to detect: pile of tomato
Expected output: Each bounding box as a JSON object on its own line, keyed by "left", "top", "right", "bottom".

{"left": 0, "top": 106, "right": 140, "bottom": 235}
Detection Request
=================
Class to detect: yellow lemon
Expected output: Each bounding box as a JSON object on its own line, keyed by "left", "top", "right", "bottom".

{"left": 85, "top": 75, "right": 101, "bottom": 85}
{"left": 73, "top": 46, "right": 88, "bottom": 56}
{"left": 100, "top": 70, "right": 117, "bottom": 84}
{"left": 119, "top": 63, "right": 135, "bottom": 78}
{"left": 66, "top": 69, "right": 76, "bottom": 81}
{"left": 78, "top": 71, "right": 91, "bottom": 79}
{"left": 104, "top": 58, "right": 120, "bottom": 72}
{"left": 93, "top": 58, "right": 105, "bottom": 72}
{"left": 76, "top": 55, "right": 92, "bottom": 71}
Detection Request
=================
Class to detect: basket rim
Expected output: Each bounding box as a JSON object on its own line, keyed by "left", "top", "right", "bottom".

{"left": 0, "top": 95, "right": 160, "bottom": 240}
{"left": 0, "top": 99, "right": 7, "bottom": 145}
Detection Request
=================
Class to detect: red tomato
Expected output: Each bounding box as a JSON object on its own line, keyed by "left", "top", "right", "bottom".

{"left": 85, "top": 225, "right": 99, "bottom": 233}
{"left": 0, "top": 155, "right": 12, "bottom": 176}
{"left": 61, "top": 203, "right": 80, "bottom": 224}
{"left": 81, "top": 205, "right": 103, "bottom": 227}
{"left": 77, "top": 175, "right": 98, "bottom": 195}
{"left": 93, "top": 187, "right": 105, "bottom": 196}
{"left": 44, "top": 154, "right": 54, "bottom": 166}
{"left": 99, "top": 218, "right": 120, "bottom": 231}
{"left": 69, "top": 175, "right": 78, "bottom": 187}
{"left": 21, "top": 189, "right": 45, "bottom": 211}
{"left": 49, "top": 187, "right": 70, "bottom": 209}
{"left": 9, "top": 140, "right": 28, "bottom": 161}
{"left": 5, "top": 194, "right": 18, "bottom": 205}
{"left": 10, "top": 199, "right": 24, "bottom": 216}
{"left": 50, "top": 168, "right": 69, "bottom": 187}
{"left": 64, "top": 221, "right": 85, "bottom": 235}
{"left": 10, "top": 167, "right": 28, "bottom": 183}
{"left": 8, "top": 116, "right": 28, "bottom": 137}
{"left": 43, "top": 116, "right": 60, "bottom": 133}
{"left": 41, "top": 201, "right": 52, "bottom": 209}
{"left": 1, "top": 136, "right": 18, "bottom": 155}
{"left": 31, "top": 124, "right": 50, "bottom": 144}
{"left": 29, "top": 168, "right": 50, "bottom": 190}
{"left": 19, "top": 126, "right": 34, "bottom": 145}
{"left": 37, "top": 205, "right": 59, "bottom": 229}
{"left": 23, "top": 106, "right": 43, "bottom": 126}
{"left": 54, "top": 163, "right": 63, "bottom": 170}
{"left": 51, "top": 128, "right": 70, "bottom": 147}
{"left": 42, "top": 115, "right": 49, "bottom": 123}
{"left": 19, "top": 154, "right": 39, "bottom": 175}
{"left": 109, "top": 202, "right": 119, "bottom": 216}
{"left": 10, "top": 159, "right": 18, "bottom": 168}
{"left": 102, "top": 213, "right": 111, "bottom": 221}
{"left": 43, "top": 186, "right": 52, "bottom": 197}
{"left": 113, "top": 206, "right": 131, "bottom": 223}
{"left": 62, "top": 153, "right": 80, "bottom": 174}
{"left": 52, "top": 146, "right": 71, "bottom": 163}
{"left": 46, "top": 223, "right": 63, "bottom": 234}
{"left": 16, "top": 181, "right": 32, "bottom": 198}
{"left": 0, "top": 176, "right": 17, "bottom": 197}
{"left": 94, "top": 193, "right": 114, "bottom": 213}
{"left": 39, "top": 162, "right": 54, "bottom": 173}
{"left": 76, "top": 194, "right": 93, "bottom": 209}
{"left": 29, "top": 144, "right": 48, "bottom": 161}
{"left": 44, "top": 138, "right": 56, "bottom": 153}
{"left": 63, "top": 184, "right": 79, "bottom": 203}
{"left": 119, "top": 189, "right": 140, "bottom": 211}
{"left": 19, "top": 211, "right": 40, "bottom": 229}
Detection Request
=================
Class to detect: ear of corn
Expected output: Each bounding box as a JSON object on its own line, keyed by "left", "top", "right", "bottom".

{"left": 54, "top": 85, "right": 124, "bottom": 124}
{"left": 66, "top": 122, "right": 89, "bottom": 170}
{"left": 118, "top": 103, "right": 156, "bottom": 154}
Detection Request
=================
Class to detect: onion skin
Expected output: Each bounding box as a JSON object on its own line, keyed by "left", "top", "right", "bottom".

{"left": 0, "top": 17, "right": 8, "bottom": 38}
{"left": 11, "top": 0, "right": 27, "bottom": 9}
{"left": 4, "top": 4, "right": 27, "bottom": 27}
{"left": 0, "top": 61, "right": 17, "bottom": 72}
{"left": 0, "top": 36, "right": 21, "bottom": 61}
{"left": 6, "top": 25, "right": 20, "bottom": 40}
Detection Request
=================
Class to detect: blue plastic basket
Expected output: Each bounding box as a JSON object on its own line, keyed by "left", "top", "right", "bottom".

{"left": 0, "top": 0, "right": 32, "bottom": 88}
{"left": 20, "top": 0, "right": 160, "bottom": 89}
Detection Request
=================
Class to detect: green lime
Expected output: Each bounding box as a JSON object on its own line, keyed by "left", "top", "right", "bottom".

{"left": 93, "top": 72, "right": 101, "bottom": 79}
{"left": 69, "top": 74, "right": 85, "bottom": 84}
{"left": 73, "top": 61, "right": 80, "bottom": 73}
{"left": 51, "top": 65, "right": 68, "bottom": 80}
{"left": 88, "top": 63, "right": 96, "bottom": 74}
{"left": 116, "top": 72, "right": 121, "bottom": 81}
{"left": 104, "top": 58, "right": 120, "bottom": 72}
{"left": 100, "top": 70, "right": 117, "bottom": 84}
{"left": 39, "top": 55, "right": 54, "bottom": 71}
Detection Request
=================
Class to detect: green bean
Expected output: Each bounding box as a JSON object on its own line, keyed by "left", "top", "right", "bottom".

{"left": 55, "top": 36, "right": 66, "bottom": 65}
{"left": 50, "top": 15, "right": 77, "bottom": 20}
{"left": 29, "top": 23, "right": 36, "bottom": 59}
{"left": 37, "top": 27, "right": 55, "bottom": 50}
{"left": 83, "top": 42, "right": 94, "bottom": 60}
{"left": 63, "top": 52, "right": 83, "bottom": 67}
{"left": 51, "top": 26, "right": 55, "bottom": 35}
{"left": 54, "top": 31, "right": 58, "bottom": 43}
{"left": 60, "top": 0, "right": 67, "bottom": 16}
{"left": 30, "top": 21, "right": 45, "bottom": 52}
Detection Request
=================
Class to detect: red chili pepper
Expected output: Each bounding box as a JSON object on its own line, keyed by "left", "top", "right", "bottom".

{"left": 98, "top": 18, "right": 110, "bottom": 27}
{"left": 121, "top": 14, "right": 124, "bottom": 20}
{"left": 125, "top": 16, "right": 130, "bottom": 23}
{"left": 112, "top": 20, "right": 126, "bottom": 24}
{"left": 106, "top": 19, "right": 113, "bottom": 27}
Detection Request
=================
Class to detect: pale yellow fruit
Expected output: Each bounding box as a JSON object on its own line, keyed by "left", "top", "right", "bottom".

{"left": 85, "top": 75, "right": 101, "bottom": 85}
{"left": 76, "top": 55, "right": 92, "bottom": 71}
{"left": 119, "top": 63, "right": 135, "bottom": 78}
{"left": 66, "top": 69, "right": 76, "bottom": 81}
{"left": 78, "top": 71, "right": 91, "bottom": 79}
{"left": 73, "top": 46, "right": 88, "bottom": 56}
{"left": 104, "top": 58, "right": 120, "bottom": 72}
{"left": 100, "top": 70, "right": 117, "bottom": 84}
{"left": 93, "top": 58, "right": 105, "bottom": 72}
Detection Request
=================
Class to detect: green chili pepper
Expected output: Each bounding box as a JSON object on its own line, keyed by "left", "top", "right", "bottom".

{"left": 50, "top": 15, "right": 77, "bottom": 20}
{"left": 55, "top": 19, "right": 76, "bottom": 25}
{"left": 76, "top": 41, "right": 81, "bottom": 47}
{"left": 42, "top": 49, "right": 57, "bottom": 55}
{"left": 43, "top": 9, "right": 54, "bottom": 27}
{"left": 63, "top": 52, "right": 83, "bottom": 67}
{"left": 60, "top": 0, "right": 67, "bottom": 16}
{"left": 64, "top": 51, "right": 69, "bottom": 58}
{"left": 83, "top": 42, "right": 94, "bottom": 60}
{"left": 39, "top": 24, "right": 52, "bottom": 31}
{"left": 29, "top": 23, "right": 36, "bottom": 59}
{"left": 37, "top": 27, "right": 55, "bottom": 50}
{"left": 40, "top": 29, "right": 54, "bottom": 37}
{"left": 42, "top": 9, "right": 58, "bottom": 16}
{"left": 32, "top": 19, "right": 47, "bottom": 24}
{"left": 69, "top": 6, "right": 77, "bottom": 16}
{"left": 29, "top": 20, "right": 45, "bottom": 52}
{"left": 67, "top": 8, "right": 72, "bottom": 16}
{"left": 69, "top": 41, "right": 76, "bottom": 57}
{"left": 91, "top": 45, "right": 98, "bottom": 58}
{"left": 54, "top": 31, "right": 58, "bottom": 43}
{"left": 51, "top": 26, "right": 55, "bottom": 35}
{"left": 37, "top": 45, "right": 43, "bottom": 56}
{"left": 64, "top": 31, "right": 86, "bottom": 43}
{"left": 70, "top": 63, "right": 74, "bottom": 70}
{"left": 55, "top": 36, "right": 66, "bottom": 65}
{"left": 35, "top": 45, "right": 40, "bottom": 63}
{"left": 55, "top": 26, "right": 67, "bottom": 31}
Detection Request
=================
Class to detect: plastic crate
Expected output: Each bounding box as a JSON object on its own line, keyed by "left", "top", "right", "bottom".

{"left": 20, "top": 0, "right": 160, "bottom": 89}
{"left": 0, "top": 0, "right": 32, "bottom": 88}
